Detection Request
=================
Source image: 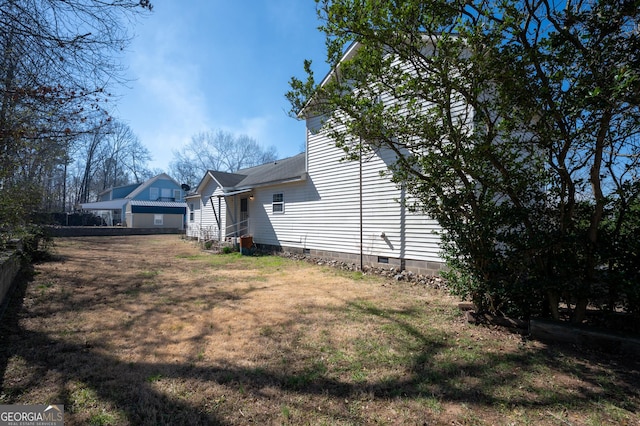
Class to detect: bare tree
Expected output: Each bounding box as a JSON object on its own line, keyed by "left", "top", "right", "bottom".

{"left": 95, "top": 121, "right": 152, "bottom": 190}
{"left": 170, "top": 130, "right": 278, "bottom": 188}
{"left": 67, "top": 120, "right": 152, "bottom": 203}
{"left": 0, "top": 0, "right": 151, "bottom": 228}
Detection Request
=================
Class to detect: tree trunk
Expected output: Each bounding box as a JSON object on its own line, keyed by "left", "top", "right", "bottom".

{"left": 572, "top": 298, "right": 589, "bottom": 324}
{"left": 547, "top": 290, "right": 560, "bottom": 320}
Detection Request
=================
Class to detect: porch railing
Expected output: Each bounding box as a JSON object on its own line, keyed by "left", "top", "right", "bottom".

{"left": 188, "top": 219, "right": 250, "bottom": 245}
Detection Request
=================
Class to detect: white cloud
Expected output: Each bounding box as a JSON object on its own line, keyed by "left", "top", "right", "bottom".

{"left": 115, "top": 0, "right": 323, "bottom": 171}
{"left": 118, "top": 7, "right": 212, "bottom": 170}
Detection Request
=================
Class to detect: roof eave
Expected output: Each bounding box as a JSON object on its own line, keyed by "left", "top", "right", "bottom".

{"left": 217, "top": 173, "right": 307, "bottom": 197}
{"left": 298, "top": 41, "right": 361, "bottom": 118}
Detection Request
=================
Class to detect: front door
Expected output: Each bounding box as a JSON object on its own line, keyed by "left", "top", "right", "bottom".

{"left": 239, "top": 197, "right": 249, "bottom": 236}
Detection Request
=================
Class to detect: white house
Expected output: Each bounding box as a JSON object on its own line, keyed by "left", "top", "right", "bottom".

{"left": 185, "top": 39, "right": 463, "bottom": 275}
{"left": 186, "top": 137, "right": 445, "bottom": 275}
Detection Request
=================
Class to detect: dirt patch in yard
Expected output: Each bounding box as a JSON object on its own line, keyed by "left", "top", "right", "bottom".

{"left": 1, "top": 235, "right": 638, "bottom": 425}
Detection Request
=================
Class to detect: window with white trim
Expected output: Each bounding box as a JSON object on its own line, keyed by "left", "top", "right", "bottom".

{"left": 189, "top": 203, "right": 194, "bottom": 221}
{"left": 272, "top": 193, "right": 284, "bottom": 214}
{"left": 154, "top": 214, "right": 163, "bottom": 225}
{"left": 149, "top": 187, "right": 159, "bottom": 200}
{"left": 174, "top": 189, "right": 182, "bottom": 201}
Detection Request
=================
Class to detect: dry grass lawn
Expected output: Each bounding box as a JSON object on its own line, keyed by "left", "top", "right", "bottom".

{"left": 0, "top": 235, "right": 638, "bottom": 425}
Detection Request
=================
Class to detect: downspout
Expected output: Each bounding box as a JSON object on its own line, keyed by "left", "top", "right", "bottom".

{"left": 359, "top": 139, "right": 364, "bottom": 271}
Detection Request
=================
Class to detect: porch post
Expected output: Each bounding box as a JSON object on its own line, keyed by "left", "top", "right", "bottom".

{"left": 218, "top": 196, "right": 222, "bottom": 243}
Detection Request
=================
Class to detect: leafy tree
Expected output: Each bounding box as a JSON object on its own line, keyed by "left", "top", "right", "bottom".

{"left": 288, "top": 0, "right": 640, "bottom": 321}
{"left": 170, "top": 130, "right": 278, "bottom": 188}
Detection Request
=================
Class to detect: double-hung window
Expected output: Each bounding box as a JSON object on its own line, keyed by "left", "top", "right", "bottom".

{"left": 149, "top": 187, "right": 159, "bottom": 200}
{"left": 272, "top": 193, "right": 284, "bottom": 214}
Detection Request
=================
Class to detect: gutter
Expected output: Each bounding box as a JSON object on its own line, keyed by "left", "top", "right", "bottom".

{"left": 220, "top": 173, "right": 308, "bottom": 196}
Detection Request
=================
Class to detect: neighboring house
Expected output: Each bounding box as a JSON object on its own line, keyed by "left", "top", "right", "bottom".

{"left": 80, "top": 173, "right": 187, "bottom": 229}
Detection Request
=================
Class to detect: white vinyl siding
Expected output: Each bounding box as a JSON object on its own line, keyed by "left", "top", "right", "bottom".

{"left": 201, "top": 183, "right": 227, "bottom": 241}
{"left": 183, "top": 41, "right": 465, "bottom": 268}
{"left": 185, "top": 176, "right": 228, "bottom": 241}
{"left": 248, "top": 112, "right": 444, "bottom": 264}
{"left": 185, "top": 198, "right": 201, "bottom": 238}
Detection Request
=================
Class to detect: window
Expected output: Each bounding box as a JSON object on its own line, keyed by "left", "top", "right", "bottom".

{"left": 174, "top": 189, "right": 182, "bottom": 201}
{"left": 161, "top": 188, "right": 172, "bottom": 199}
{"left": 149, "top": 187, "right": 159, "bottom": 200}
{"left": 189, "top": 203, "right": 194, "bottom": 221}
{"left": 154, "top": 214, "right": 163, "bottom": 225}
{"left": 272, "top": 193, "right": 284, "bottom": 213}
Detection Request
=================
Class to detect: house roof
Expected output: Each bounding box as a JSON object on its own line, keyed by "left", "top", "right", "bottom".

{"left": 129, "top": 200, "right": 187, "bottom": 214}
{"left": 80, "top": 199, "right": 188, "bottom": 211}
{"left": 94, "top": 173, "right": 181, "bottom": 200}
{"left": 193, "top": 153, "right": 307, "bottom": 197}
{"left": 98, "top": 182, "right": 142, "bottom": 198}
{"left": 232, "top": 152, "right": 306, "bottom": 189}
{"left": 127, "top": 173, "right": 181, "bottom": 199}
{"left": 298, "top": 35, "right": 449, "bottom": 118}
{"left": 298, "top": 41, "right": 362, "bottom": 118}
{"left": 80, "top": 200, "right": 127, "bottom": 210}
{"left": 208, "top": 170, "right": 247, "bottom": 188}
{"left": 129, "top": 200, "right": 188, "bottom": 208}
{"left": 191, "top": 170, "right": 245, "bottom": 196}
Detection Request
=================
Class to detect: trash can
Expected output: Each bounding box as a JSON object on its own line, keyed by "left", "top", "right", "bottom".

{"left": 239, "top": 235, "right": 253, "bottom": 255}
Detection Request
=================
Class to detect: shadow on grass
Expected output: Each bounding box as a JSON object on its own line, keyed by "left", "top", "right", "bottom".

{"left": 1, "top": 246, "right": 639, "bottom": 425}
{"left": 0, "top": 268, "right": 225, "bottom": 425}
{"left": 345, "top": 299, "right": 640, "bottom": 410}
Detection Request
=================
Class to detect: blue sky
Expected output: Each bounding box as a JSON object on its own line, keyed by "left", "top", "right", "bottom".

{"left": 114, "top": 1, "right": 329, "bottom": 172}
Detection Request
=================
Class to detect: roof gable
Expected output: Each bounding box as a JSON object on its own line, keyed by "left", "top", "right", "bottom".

{"left": 126, "top": 173, "right": 181, "bottom": 199}
{"left": 193, "top": 170, "right": 246, "bottom": 195}
{"left": 209, "top": 171, "right": 247, "bottom": 188}
{"left": 98, "top": 182, "right": 142, "bottom": 200}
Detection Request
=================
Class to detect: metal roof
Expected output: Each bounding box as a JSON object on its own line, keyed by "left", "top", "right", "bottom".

{"left": 129, "top": 200, "right": 188, "bottom": 208}
{"left": 80, "top": 200, "right": 127, "bottom": 210}
{"left": 81, "top": 200, "right": 187, "bottom": 210}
